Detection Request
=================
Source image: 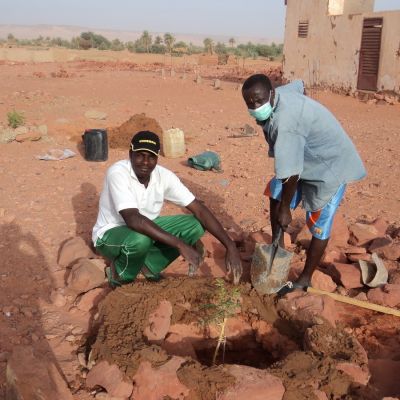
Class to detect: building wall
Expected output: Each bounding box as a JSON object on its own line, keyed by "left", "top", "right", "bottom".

{"left": 367, "top": 11, "right": 400, "bottom": 92}
{"left": 343, "top": 0, "right": 374, "bottom": 15}
{"left": 283, "top": 0, "right": 400, "bottom": 93}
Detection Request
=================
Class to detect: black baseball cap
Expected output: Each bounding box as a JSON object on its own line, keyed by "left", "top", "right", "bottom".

{"left": 130, "top": 131, "right": 160, "bottom": 157}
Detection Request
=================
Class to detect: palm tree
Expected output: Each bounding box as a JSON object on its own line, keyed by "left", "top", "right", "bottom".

{"left": 229, "top": 37, "right": 236, "bottom": 48}
{"left": 141, "top": 30, "right": 152, "bottom": 53}
{"left": 203, "top": 38, "right": 214, "bottom": 54}
{"left": 163, "top": 33, "right": 175, "bottom": 54}
{"left": 154, "top": 35, "right": 163, "bottom": 45}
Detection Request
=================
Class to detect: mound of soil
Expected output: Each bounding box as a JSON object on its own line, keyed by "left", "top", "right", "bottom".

{"left": 108, "top": 113, "right": 163, "bottom": 149}
{"left": 87, "top": 277, "right": 371, "bottom": 400}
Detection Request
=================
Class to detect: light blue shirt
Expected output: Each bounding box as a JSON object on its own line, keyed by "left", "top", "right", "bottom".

{"left": 262, "top": 80, "right": 366, "bottom": 211}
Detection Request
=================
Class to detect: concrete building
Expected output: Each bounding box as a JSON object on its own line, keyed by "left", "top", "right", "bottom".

{"left": 283, "top": 0, "right": 400, "bottom": 94}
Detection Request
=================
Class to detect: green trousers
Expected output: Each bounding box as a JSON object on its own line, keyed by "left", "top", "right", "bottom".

{"left": 95, "top": 215, "right": 204, "bottom": 283}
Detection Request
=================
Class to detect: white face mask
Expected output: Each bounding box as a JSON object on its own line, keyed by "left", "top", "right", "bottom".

{"left": 248, "top": 92, "right": 273, "bottom": 122}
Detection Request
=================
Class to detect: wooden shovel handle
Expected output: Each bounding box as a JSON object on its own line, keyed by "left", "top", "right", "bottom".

{"left": 307, "top": 287, "right": 400, "bottom": 317}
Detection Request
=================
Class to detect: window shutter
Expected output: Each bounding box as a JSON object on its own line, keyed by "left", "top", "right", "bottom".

{"left": 298, "top": 21, "right": 309, "bottom": 38}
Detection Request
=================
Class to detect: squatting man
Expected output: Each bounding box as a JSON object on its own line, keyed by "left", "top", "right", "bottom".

{"left": 242, "top": 74, "right": 366, "bottom": 295}
{"left": 92, "top": 130, "right": 242, "bottom": 287}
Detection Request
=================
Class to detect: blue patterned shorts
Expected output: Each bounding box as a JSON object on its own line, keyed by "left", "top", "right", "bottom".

{"left": 265, "top": 177, "right": 346, "bottom": 240}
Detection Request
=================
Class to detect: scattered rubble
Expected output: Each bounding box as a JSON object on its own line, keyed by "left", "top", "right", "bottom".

{"left": 58, "top": 236, "right": 96, "bottom": 267}
{"left": 0, "top": 124, "right": 49, "bottom": 144}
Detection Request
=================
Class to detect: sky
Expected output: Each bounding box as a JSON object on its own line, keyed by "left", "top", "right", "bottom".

{"left": 0, "top": 0, "right": 399, "bottom": 41}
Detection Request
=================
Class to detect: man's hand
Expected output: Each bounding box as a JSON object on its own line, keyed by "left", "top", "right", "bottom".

{"left": 277, "top": 204, "right": 292, "bottom": 230}
{"left": 276, "top": 175, "right": 298, "bottom": 232}
{"left": 225, "top": 246, "right": 242, "bottom": 285}
{"left": 177, "top": 242, "right": 202, "bottom": 273}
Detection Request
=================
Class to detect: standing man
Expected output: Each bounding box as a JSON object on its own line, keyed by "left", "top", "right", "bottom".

{"left": 241, "top": 74, "right": 366, "bottom": 293}
{"left": 93, "top": 131, "right": 242, "bottom": 287}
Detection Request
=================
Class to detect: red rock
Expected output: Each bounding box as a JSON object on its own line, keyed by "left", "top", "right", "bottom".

{"left": 371, "top": 218, "right": 389, "bottom": 237}
{"left": 252, "top": 320, "right": 298, "bottom": 358}
{"left": 381, "top": 244, "right": 400, "bottom": 261}
{"left": 209, "top": 317, "right": 252, "bottom": 340}
{"left": 322, "top": 250, "right": 348, "bottom": 264}
{"left": 200, "top": 232, "right": 226, "bottom": 258}
{"left": 168, "top": 323, "right": 203, "bottom": 339}
{"left": 313, "top": 390, "right": 328, "bottom": 400}
{"left": 15, "top": 130, "right": 42, "bottom": 142}
{"left": 369, "top": 237, "right": 393, "bottom": 252}
{"left": 353, "top": 292, "right": 368, "bottom": 301}
{"left": 86, "top": 360, "right": 133, "bottom": 398}
{"left": 347, "top": 253, "right": 372, "bottom": 263}
{"left": 277, "top": 292, "right": 339, "bottom": 327}
{"left": 367, "top": 284, "right": 400, "bottom": 307}
{"left": 287, "top": 261, "right": 304, "bottom": 281}
{"left": 243, "top": 231, "right": 272, "bottom": 257}
{"left": 6, "top": 346, "right": 74, "bottom": 399}
{"left": 131, "top": 357, "right": 189, "bottom": 400}
{"left": 77, "top": 287, "right": 109, "bottom": 312}
{"left": 249, "top": 231, "right": 272, "bottom": 245}
{"left": 327, "top": 262, "right": 363, "bottom": 289}
{"left": 161, "top": 333, "right": 197, "bottom": 358}
{"left": 144, "top": 300, "right": 173, "bottom": 341}
{"left": 295, "top": 224, "right": 312, "bottom": 249}
{"left": 349, "top": 222, "right": 380, "bottom": 246}
{"left": 58, "top": 237, "right": 96, "bottom": 267}
{"left": 343, "top": 246, "right": 367, "bottom": 254}
{"left": 389, "top": 270, "right": 400, "bottom": 285}
{"left": 50, "top": 289, "right": 67, "bottom": 307}
{"left": 225, "top": 317, "right": 252, "bottom": 338}
{"left": 198, "top": 258, "right": 227, "bottom": 278}
{"left": 218, "top": 364, "right": 285, "bottom": 400}
{"left": 168, "top": 323, "right": 207, "bottom": 350}
{"left": 284, "top": 232, "right": 292, "bottom": 247}
{"left": 336, "top": 362, "right": 370, "bottom": 385}
{"left": 67, "top": 258, "right": 105, "bottom": 294}
{"left": 261, "top": 225, "right": 273, "bottom": 235}
{"left": 227, "top": 228, "right": 244, "bottom": 244}
{"left": 369, "top": 359, "right": 400, "bottom": 397}
{"left": 163, "top": 257, "right": 190, "bottom": 277}
{"left": 329, "top": 214, "right": 350, "bottom": 248}
{"left": 311, "top": 270, "right": 337, "bottom": 292}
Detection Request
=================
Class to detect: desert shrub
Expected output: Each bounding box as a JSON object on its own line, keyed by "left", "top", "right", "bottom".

{"left": 7, "top": 110, "right": 25, "bottom": 129}
{"left": 110, "top": 39, "right": 125, "bottom": 51}
{"left": 151, "top": 44, "right": 166, "bottom": 54}
{"left": 200, "top": 279, "right": 241, "bottom": 364}
{"left": 215, "top": 42, "right": 227, "bottom": 55}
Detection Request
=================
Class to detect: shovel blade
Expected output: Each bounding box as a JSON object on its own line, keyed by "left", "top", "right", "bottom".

{"left": 251, "top": 243, "right": 293, "bottom": 295}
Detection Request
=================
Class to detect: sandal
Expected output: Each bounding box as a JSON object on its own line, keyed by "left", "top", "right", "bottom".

{"left": 105, "top": 264, "right": 122, "bottom": 289}
{"left": 141, "top": 265, "right": 162, "bottom": 282}
{"left": 276, "top": 281, "right": 308, "bottom": 297}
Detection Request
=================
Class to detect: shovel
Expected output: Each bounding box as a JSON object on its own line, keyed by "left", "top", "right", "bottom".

{"left": 251, "top": 228, "right": 293, "bottom": 295}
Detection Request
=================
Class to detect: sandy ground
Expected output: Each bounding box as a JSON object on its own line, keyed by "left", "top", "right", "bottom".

{"left": 0, "top": 55, "right": 399, "bottom": 397}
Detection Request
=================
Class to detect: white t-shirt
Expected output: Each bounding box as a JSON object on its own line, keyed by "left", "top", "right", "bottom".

{"left": 92, "top": 160, "right": 195, "bottom": 244}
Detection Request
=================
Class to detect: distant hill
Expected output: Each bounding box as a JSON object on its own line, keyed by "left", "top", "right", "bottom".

{"left": 0, "top": 24, "right": 282, "bottom": 45}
